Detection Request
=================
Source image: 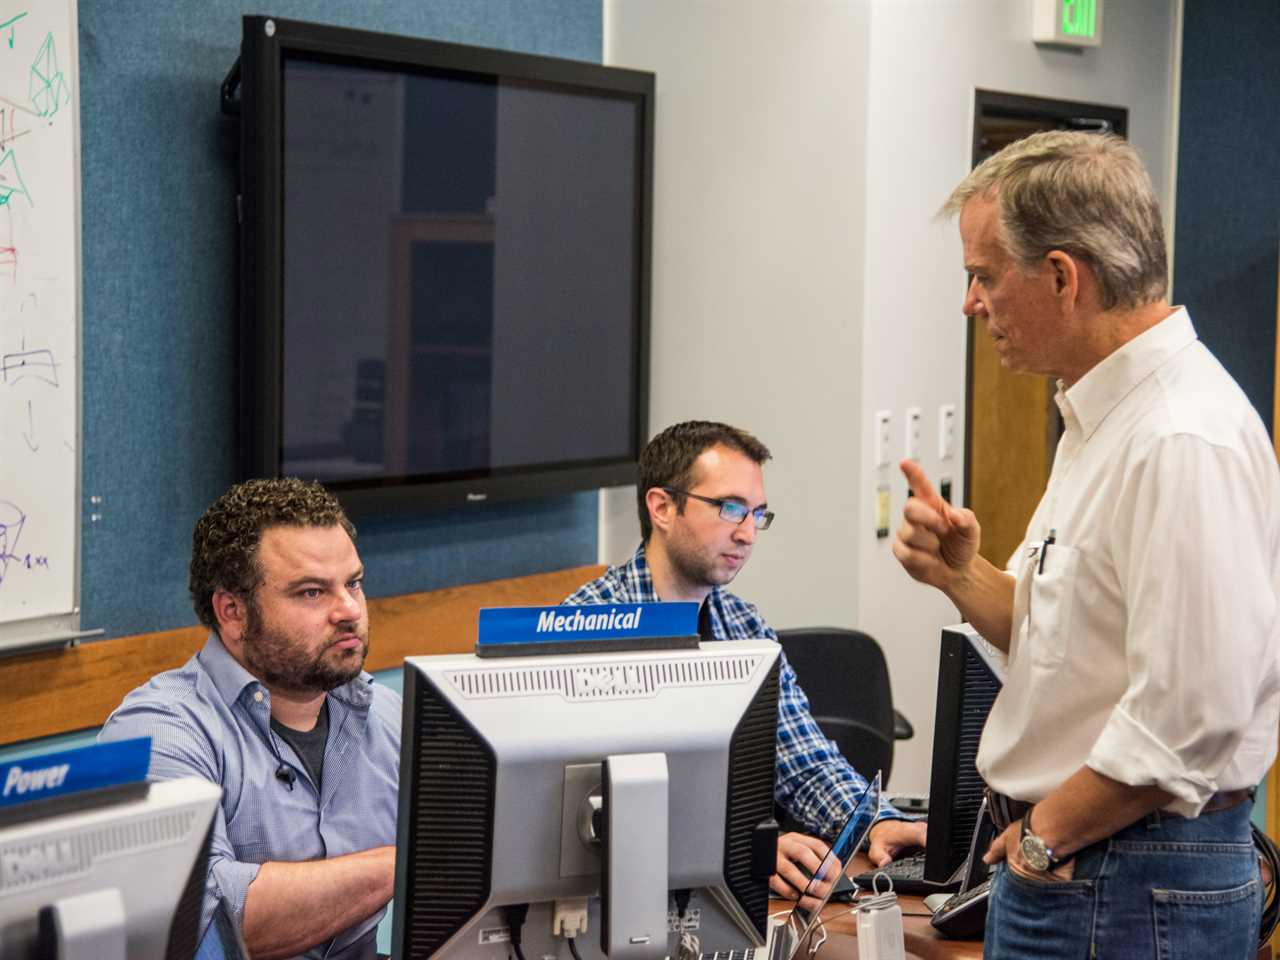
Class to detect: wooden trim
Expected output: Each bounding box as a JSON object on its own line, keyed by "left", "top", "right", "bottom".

{"left": 1270, "top": 735, "right": 1280, "bottom": 842}
{"left": 1274, "top": 239, "right": 1280, "bottom": 459}
{"left": 0, "top": 564, "right": 604, "bottom": 748}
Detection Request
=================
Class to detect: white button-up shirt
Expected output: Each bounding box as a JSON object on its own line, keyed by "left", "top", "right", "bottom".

{"left": 977, "top": 308, "right": 1280, "bottom": 817}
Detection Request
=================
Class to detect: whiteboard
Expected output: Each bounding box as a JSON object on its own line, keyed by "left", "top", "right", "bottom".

{"left": 0, "top": 0, "right": 82, "bottom": 643}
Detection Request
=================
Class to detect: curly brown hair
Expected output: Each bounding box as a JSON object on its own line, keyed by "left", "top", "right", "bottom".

{"left": 637, "top": 421, "right": 771, "bottom": 542}
{"left": 189, "top": 477, "right": 357, "bottom": 631}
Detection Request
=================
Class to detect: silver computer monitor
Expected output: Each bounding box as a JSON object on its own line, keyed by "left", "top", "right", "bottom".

{"left": 0, "top": 776, "right": 222, "bottom": 960}
{"left": 392, "top": 638, "right": 783, "bottom": 960}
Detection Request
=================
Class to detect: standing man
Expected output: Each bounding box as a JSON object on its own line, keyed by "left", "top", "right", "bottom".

{"left": 568, "top": 420, "right": 926, "bottom": 904}
{"left": 893, "top": 131, "right": 1280, "bottom": 957}
{"left": 100, "top": 478, "right": 399, "bottom": 960}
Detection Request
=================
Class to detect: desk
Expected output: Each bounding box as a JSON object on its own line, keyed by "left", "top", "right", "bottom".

{"left": 781, "top": 855, "right": 1273, "bottom": 960}
{"left": 773, "top": 854, "right": 979, "bottom": 960}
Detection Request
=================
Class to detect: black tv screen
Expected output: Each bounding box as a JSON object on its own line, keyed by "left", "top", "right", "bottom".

{"left": 232, "top": 17, "right": 652, "bottom": 511}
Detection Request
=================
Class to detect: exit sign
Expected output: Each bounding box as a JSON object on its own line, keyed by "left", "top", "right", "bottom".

{"left": 1033, "top": 0, "right": 1103, "bottom": 48}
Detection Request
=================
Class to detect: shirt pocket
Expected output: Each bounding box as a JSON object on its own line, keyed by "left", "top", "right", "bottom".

{"left": 1027, "top": 542, "right": 1081, "bottom": 672}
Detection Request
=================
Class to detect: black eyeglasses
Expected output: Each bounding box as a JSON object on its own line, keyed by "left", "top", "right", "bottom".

{"left": 663, "top": 488, "right": 774, "bottom": 530}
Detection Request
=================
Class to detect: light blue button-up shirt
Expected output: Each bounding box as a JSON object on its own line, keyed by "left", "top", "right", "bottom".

{"left": 99, "top": 635, "right": 401, "bottom": 960}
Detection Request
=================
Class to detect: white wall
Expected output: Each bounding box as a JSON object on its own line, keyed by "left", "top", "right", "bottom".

{"left": 855, "top": 0, "right": 1177, "bottom": 791}
{"left": 603, "top": 0, "right": 873, "bottom": 626}
{"left": 604, "top": 0, "right": 1178, "bottom": 793}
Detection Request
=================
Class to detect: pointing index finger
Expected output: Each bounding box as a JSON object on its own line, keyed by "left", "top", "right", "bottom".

{"left": 899, "top": 459, "right": 944, "bottom": 513}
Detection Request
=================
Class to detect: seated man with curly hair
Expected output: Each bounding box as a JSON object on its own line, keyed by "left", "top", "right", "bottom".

{"left": 100, "top": 478, "right": 398, "bottom": 960}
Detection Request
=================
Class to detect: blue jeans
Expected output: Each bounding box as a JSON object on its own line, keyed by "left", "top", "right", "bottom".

{"left": 985, "top": 802, "right": 1261, "bottom": 959}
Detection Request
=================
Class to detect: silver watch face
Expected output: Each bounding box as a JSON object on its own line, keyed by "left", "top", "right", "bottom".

{"left": 1020, "top": 833, "right": 1051, "bottom": 872}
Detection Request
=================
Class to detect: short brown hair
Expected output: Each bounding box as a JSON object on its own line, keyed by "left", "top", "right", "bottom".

{"left": 637, "top": 421, "right": 772, "bottom": 542}
{"left": 941, "top": 131, "right": 1167, "bottom": 311}
{"left": 189, "top": 477, "right": 356, "bottom": 631}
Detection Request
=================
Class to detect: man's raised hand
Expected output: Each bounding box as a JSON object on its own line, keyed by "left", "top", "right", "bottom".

{"left": 891, "top": 459, "right": 981, "bottom": 591}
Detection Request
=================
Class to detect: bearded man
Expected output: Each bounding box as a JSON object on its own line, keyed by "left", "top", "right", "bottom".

{"left": 100, "top": 477, "right": 398, "bottom": 960}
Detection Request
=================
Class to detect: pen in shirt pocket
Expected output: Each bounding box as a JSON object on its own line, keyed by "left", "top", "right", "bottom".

{"left": 1038, "top": 529, "right": 1056, "bottom": 574}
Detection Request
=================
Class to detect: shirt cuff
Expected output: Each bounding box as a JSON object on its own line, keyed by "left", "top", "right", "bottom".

{"left": 210, "top": 858, "right": 263, "bottom": 929}
{"left": 1086, "top": 704, "right": 1216, "bottom": 816}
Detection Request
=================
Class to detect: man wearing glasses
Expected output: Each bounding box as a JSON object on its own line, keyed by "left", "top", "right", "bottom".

{"left": 566, "top": 420, "right": 926, "bottom": 905}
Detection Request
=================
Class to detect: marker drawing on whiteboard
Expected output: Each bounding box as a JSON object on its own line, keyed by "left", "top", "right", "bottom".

{"left": 0, "top": 501, "right": 50, "bottom": 592}
{"left": 1, "top": 347, "right": 57, "bottom": 386}
{"left": 0, "top": 13, "right": 26, "bottom": 51}
{"left": 0, "top": 148, "right": 29, "bottom": 207}
{"left": 0, "top": 105, "right": 31, "bottom": 153}
{"left": 30, "top": 32, "right": 69, "bottom": 118}
{"left": 21, "top": 399, "right": 36, "bottom": 450}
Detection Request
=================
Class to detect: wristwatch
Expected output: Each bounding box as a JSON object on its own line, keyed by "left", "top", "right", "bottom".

{"left": 1019, "top": 807, "right": 1072, "bottom": 872}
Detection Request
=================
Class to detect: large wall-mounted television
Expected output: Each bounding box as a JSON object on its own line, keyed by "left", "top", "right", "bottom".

{"left": 228, "top": 16, "right": 653, "bottom": 511}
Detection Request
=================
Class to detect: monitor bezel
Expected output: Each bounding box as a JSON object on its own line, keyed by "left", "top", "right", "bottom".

{"left": 236, "top": 15, "right": 654, "bottom": 513}
{"left": 923, "top": 624, "right": 1003, "bottom": 884}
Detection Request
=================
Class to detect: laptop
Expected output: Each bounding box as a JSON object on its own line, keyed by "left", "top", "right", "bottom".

{"left": 763, "top": 772, "right": 881, "bottom": 960}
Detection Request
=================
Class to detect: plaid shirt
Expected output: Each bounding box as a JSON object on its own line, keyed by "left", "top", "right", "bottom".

{"left": 565, "top": 544, "right": 903, "bottom": 838}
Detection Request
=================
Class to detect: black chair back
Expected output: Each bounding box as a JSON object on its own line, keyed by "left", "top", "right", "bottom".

{"left": 775, "top": 627, "right": 906, "bottom": 789}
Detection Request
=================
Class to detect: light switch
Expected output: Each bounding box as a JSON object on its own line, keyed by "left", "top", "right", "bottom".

{"left": 939, "top": 404, "right": 956, "bottom": 460}
{"left": 874, "top": 410, "right": 892, "bottom": 467}
{"left": 904, "top": 407, "right": 922, "bottom": 461}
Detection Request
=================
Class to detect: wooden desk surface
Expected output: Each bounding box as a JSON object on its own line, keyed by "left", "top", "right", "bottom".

{"left": 770, "top": 854, "right": 980, "bottom": 960}
{"left": 780, "top": 855, "right": 1273, "bottom": 960}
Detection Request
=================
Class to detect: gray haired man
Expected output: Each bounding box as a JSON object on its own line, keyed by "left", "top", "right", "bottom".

{"left": 893, "top": 131, "right": 1280, "bottom": 958}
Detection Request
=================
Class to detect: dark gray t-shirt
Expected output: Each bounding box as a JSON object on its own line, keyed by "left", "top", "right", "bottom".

{"left": 271, "top": 699, "right": 329, "bottom": 790}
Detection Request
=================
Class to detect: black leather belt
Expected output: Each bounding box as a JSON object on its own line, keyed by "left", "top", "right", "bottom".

{"left": 985, "top": 788, "right": 1031, "bottom": 832}
{"left": 985, "top": 786, "right": 1254, "bottom": 833}
{"left": 1198, "top": 788, "right": 1254, "bottom": 815}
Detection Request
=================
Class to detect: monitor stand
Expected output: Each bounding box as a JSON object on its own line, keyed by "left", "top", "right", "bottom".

{"left": 601, "top": 753, "right": 669, "bottom": 960}
{"left": 38, "top": 889, "right": 126, "bottom": 960}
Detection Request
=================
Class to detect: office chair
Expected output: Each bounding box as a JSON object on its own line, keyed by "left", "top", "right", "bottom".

{"left": 775, "top": 627, "right": 913, "bottom": 789}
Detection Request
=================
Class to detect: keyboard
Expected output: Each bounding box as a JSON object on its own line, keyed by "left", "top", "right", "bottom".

{"left": 850, "top": 853, "right": 959, "bottom": 896}
{"left": 928, "top": 877, "right": 991, "bottom": 939}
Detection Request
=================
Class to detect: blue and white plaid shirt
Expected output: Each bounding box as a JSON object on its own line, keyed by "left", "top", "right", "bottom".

{"left": 565, "top": 544, "right": 904, "bottom": 839}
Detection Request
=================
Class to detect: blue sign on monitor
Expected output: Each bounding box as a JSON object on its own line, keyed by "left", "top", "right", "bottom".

{"left": 476, "top": 602, "right": 700, "bottom": 657}
{"left": 0, "top": 738, "right": 151, "bottom": 809}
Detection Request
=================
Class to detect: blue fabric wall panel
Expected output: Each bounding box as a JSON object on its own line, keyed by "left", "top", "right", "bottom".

{"left": 77, "top": 2, "right": 601, "bottom": 638}
{"left": 1173, "top": 1, "right": 1280, "bottom": 433}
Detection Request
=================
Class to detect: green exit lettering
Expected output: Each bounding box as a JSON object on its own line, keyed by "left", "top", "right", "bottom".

{"left": 1062, "top": 0, "right": 1097, "bottom": 38}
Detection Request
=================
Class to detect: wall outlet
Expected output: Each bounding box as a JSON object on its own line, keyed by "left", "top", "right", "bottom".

{"left": 875, "top": 485, "right": 891, "bottom": 539}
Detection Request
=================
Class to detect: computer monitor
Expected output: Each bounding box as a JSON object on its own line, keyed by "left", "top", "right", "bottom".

{"left": 0, "top": 776, "right": 222, "bottom": 960}
{"left": 392, "top": 639, "right": 783, "bottom": 960}
{"left": 922, "top": 623, "right": 1005, "bottom": 884}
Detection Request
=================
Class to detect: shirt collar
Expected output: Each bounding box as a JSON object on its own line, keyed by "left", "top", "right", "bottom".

{"left": 1056, "top": 307, "right": 1197, "bottom": 441}
{"left": 198, "top": 633, "right": 376, "bottom": 711}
